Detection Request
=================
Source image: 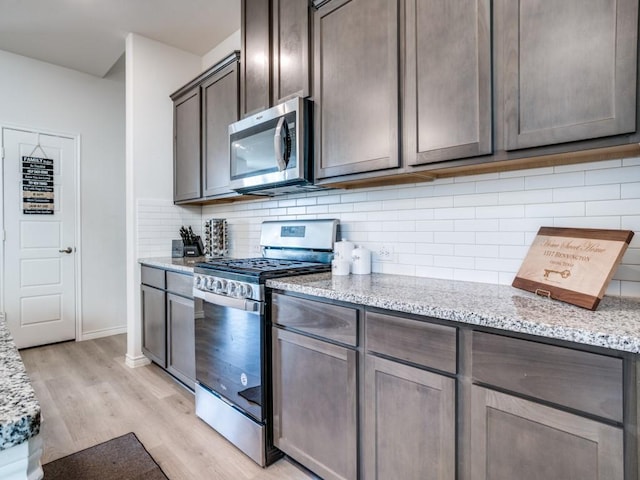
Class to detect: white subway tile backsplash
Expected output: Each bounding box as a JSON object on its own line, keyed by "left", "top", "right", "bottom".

{"left": 454, "top": 219, "right": 500, "bottom": 232}
{"left": 434, "top": 207, "right": 476, "bottom": 220}
{"left": 526, "top": 202, "right": 584, "bottom": 218}
{"left": 417, "top": 243, "right": 455, "bottom": 255}
{"left": 499, "top": 218, "right": 550, "bottom": 232}
{"left": 499, "top": 189, "right": 553, "bottom": 205}
{"left": 416, "top": 220, "right": 454, "bottom": 231}
{"left": 476, "top": 232, "right": 525, "bottom": 246}
{"left": 621, "top": 183, "right": 640, "bottom": 199}
{"left": 434, "top": 255, "right": 474, "bottom": 269}
{"left": 456, "top": 244, "right": 499, "bottom": 257}
{"left": 434, "top": 231, "right": 476, "bottom": 244}
{"left": 453, "top": 193, "right": 499, "bottom": 207}
{"left": 187, "top": 158, "right": 640, "bottom": 298}
{"left": 586, "top": 166, "right": 640, "bottom": 185}
{"left": 524, "top": 171, "right": 584, "bottom": 190}
{"left": 477, "top": 205, "right": 526, "bottom": 219}
{"left": 586, "top": 199, "right": 640, "bottom": 216}
{"left": 476, "top": 177, "right": 525, "bottom": 193}
{"left": 453, "top": 269, "right": 499, "bottom": 284}
{"left": 383, "top": 198, "right": 417, "bottom": 210}
{"left": 553, "top": 216, "right": 621, "bottom": 229}
{"left": 553, "top": 184, "right": 620, "bottom": 202}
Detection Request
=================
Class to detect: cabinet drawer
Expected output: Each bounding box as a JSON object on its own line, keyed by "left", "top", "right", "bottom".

{"left": 472, "top": 332, "right": 623, "bottom": 422}
{"left": 271, "top": 293, "right": 358, "bottom": 346}
{"left": 365, "top": 311, "right": 457, "bottom": 374}
{"left": 141, "top": 265, "right": 165, "bottom": 289}
{"left": 166, "top": 271, "right": 193, "bottom": 298}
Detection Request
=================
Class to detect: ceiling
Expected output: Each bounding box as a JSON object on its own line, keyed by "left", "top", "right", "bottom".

{"left": 0, "top": 0, "right": 241, "bottom": 77}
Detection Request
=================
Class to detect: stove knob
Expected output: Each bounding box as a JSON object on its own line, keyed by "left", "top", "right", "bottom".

{"left": 212, "top": 279, "right": 222, "bottom": 293}
{"left": 205, "top": 277, "right": 215, "bottom": 291}
{"left": 219, "top": 280, "right": 228, "bottom": 294}
{"left": 237, "top": 284, "right": 247, "bottom": 298}
{"left": 228, "top": 282, "right": 238, "bottom": 297}
{"left": 244, "top": 285, "right": 253, "bottom": 298}
{"left": 194, "top": 275, "right": 203, "bottom": 289}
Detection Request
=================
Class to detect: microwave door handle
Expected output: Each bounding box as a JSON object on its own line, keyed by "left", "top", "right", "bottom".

{"left": 274, "top": 117, "right": 290, "bottom": 171}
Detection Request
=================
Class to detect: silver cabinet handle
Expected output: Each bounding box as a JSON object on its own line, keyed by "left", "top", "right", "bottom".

{"left": 59, "top": 247, "right": 73, "bottom": 254}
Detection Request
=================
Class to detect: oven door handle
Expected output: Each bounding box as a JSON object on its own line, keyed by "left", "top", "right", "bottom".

{"left": 193, "top": 289, "right": 263, "bottom": 314}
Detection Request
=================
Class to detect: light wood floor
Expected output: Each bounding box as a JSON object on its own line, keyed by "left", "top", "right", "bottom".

{"left": 20, "top": 334, "right": 313, "bottom": 480}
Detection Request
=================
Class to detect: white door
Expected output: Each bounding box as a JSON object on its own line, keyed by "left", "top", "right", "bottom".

{"left": 2, "top": 128, "right": 77, "bottom": 348}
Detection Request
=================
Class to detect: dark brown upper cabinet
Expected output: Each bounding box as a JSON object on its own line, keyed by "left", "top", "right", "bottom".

{"left": 173, "top": 87, "right": 201, "bottom": 202}
{"left": 272, "top": 0, "right": 311, "bottom": 103}
{"left": 313, "top": 0, "right": 401, "bottom": 180}
{"left": 404, "top": 0, "right": 492, "bottom": 166}
{"left": 241, "top": 0, "right": 311, "bottom": 117}
{"left": 202, "top": 60, "right": 240, "bottom": 198}
{"left": 500, "top": 0, "right": 638, "bottom": 150}
{"left": 241, "top": 0, "right": 272, "bottom": 117}
{"left": 171, "top": 52, "right": 240, "bottom": 204}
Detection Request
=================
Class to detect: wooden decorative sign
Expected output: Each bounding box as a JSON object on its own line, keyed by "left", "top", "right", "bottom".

{"left": 512, "top": 227, "right": 634, "bottom": 310}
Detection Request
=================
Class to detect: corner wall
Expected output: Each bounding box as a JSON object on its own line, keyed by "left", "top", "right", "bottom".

{"left": 125, "top": 33, "right": 202, "bottom": 366}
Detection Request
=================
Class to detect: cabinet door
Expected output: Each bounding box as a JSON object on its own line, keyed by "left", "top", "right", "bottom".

{"left": 141, "top": 285, "right": 166, "bottom": 367}
{"left": 166, "top": 293, "right": 195, "bottom": 387}
{"left": 470, "top": 386, "right": 624, "bottom": 480}
{"left": 272, "top": 0, "right": 310, "bottom": 103}
{"left": 272, "top": 327, "right": 357, "bottom": 480}
{"left": 501, "top": 0, "right": 638, "bottom": 150}
{"left": 202, "top": 60, "right": 240, "bottom": 198}
{"left": 313, "top": 0, "right": 400, "bottom": 179}
{"left": 173, "top": 87, "right": 201, "bottom": 202}
{"left": 405, "top": 0, "right": 492, "bottom": 165}
{"left": 241, "top": 0, "right": 272, "bottom": 117}
{"left": 364, "top": 355, "right": 455, "bottom": 480}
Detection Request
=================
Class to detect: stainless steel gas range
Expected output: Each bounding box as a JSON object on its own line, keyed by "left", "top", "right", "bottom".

{"left": 193, "top": 219, "right": 338, "bottom": 466}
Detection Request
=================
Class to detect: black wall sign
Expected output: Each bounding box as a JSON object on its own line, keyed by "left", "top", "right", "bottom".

{"left": 22, "top": 156, "right": 54, "bottom": 214}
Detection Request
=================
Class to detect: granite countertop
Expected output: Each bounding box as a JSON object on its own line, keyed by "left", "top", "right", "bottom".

{"left": 0, "top": 321, "right": 41, "bottom": 450}
{"left": 267, "top": 272, "right": 640, "bottom": 354}
{"left": 139, "top": 256, "right": 205, "bottom": 274}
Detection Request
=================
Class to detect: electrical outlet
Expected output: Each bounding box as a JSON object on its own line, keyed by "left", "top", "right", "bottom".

{"left": 377, "top": 245, "right": 392, "bottom": 261}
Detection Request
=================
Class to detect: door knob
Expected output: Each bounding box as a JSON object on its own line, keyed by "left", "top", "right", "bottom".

{"left": 59, "top": 247, "right": 73, "bottom": 254}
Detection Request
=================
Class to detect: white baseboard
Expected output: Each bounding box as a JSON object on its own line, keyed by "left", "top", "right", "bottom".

{"left": 78, "top": 325, "right": 127, "bottom": 341}
{"left": 125, "top": 353, "right": 151, "bottom": 368}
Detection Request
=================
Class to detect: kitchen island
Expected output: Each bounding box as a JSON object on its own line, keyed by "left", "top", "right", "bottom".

{"left": 0, "top": 320, "right": 42, "bottom": 480}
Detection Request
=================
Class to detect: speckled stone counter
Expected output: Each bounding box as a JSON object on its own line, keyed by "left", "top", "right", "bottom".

{"left": 267, "top": 272, "right": 640, "bottom": 354}
{"left": 0, "top": 321, "right": 40, "bottom": 450}
{"left": 138, "top": 256, "right": 205, "bottom": 273}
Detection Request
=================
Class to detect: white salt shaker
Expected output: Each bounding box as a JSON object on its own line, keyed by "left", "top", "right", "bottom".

{"left": 351, "top": 245, "right": 371, "bottom": 275}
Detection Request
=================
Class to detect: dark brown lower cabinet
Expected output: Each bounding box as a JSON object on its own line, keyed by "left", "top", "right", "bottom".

{"left": 470, "top": 386, "right": 623, "bottom": 480}
{"left": 272, "top": 327, "right": 357, "bottom": 480}
{"left": 364, "top": 355, "right": 455, "bottom": 480}
{"left": 166, "top": 292, "right": 195, "bottom": 387}
{"left": 141, "top": 284, "right": 166, "bottom": 366}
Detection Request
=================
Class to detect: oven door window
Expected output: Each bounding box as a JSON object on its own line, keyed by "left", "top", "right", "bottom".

{"left": 230, "top": 111, "right": 297, "bottom": 180}
{"left": 195, "top": 302, "right": 263, "bottom": 422}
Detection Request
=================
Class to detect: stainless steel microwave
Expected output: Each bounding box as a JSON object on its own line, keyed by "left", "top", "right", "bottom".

{"left": 228, "top": 97, "right": 318, "bottom": 196}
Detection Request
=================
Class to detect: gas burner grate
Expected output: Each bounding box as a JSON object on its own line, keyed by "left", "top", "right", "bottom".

{"left": 197, "top": 257, "right": 330, "bottom": 277}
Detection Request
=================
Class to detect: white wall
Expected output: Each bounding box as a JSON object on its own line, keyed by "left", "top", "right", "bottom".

{"left": 202, "top": 30, "right": 241, "bottom": 71}
{"left": 199, "top": 158, "right": 640, "bottom": 298}
{"left": 125, "top": 33, "right": 202, "bottom": 366}
{"left": 0, "top": 48, "right": 127, "bottom": 339}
